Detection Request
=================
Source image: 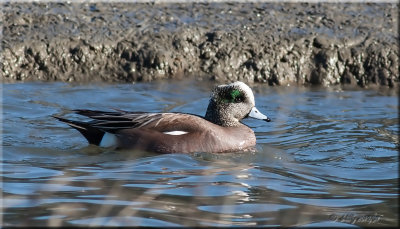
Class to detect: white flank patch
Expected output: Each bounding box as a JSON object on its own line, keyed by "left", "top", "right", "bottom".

{"left": 163, "top": 131, "right": 189, "bottom": 136}
{"left": 100, "top": 132, "right": 118, "bottom": 147}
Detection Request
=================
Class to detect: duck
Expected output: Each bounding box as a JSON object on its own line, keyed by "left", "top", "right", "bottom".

{"left": 54, "top": 81, "right": 271, "bottom": 153}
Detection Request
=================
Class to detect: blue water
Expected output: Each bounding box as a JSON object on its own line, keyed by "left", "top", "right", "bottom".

{"left": 1, "top": 80, "right": 398, "bottom": 227}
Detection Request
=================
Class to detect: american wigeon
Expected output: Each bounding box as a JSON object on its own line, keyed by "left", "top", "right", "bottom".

{"left": 54, "top": 81, "right": 271, "bottom": 153}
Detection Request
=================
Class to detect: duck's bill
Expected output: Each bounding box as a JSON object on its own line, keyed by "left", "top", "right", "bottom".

{"left": 248, "top": 107, "right": 271, "bottom": 122}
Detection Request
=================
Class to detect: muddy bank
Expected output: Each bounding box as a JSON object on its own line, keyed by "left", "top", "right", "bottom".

{"left": 1, "top": 2, "right": 398, "bottom": 88}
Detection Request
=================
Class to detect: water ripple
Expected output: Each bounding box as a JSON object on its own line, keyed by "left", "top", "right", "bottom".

{"left": 1, "top": 82, "right": 398, "bottom": 227}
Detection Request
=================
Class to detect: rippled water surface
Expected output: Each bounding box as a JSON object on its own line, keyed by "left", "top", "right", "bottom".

{"left": 1, "top": 80, "right": 398, "bottom": 227}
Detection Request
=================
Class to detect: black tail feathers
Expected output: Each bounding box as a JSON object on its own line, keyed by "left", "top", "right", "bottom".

{"left": 53, "top": 116, "right": 105, "bottom": 145}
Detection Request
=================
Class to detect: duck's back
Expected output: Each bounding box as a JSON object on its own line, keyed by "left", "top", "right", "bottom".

{"left": 114, "top": 113, "right": 256, "bottom": 153}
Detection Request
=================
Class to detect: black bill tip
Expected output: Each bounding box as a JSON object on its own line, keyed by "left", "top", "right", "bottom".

{"left": 265, "top": 117, "right": 271, "bottom": 122}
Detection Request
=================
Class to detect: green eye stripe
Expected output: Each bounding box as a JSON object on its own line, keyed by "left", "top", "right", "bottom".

{"left": 221, "top": 89, "right": 243, "bottom": 103}
{"left": 231, "top": 89, "right": 241, "bottom": 100}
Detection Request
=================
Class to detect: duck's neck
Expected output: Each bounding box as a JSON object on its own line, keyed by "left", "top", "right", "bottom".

{"left": 205, "top": 100, "right": 220, "bottom": 124}
{"left": 205, "top": 100, "right": 238, "bottom": 127}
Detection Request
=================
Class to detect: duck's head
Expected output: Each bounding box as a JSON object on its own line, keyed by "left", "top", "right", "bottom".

{"left": 205, "top": 81, "right": 271, "bottom": 127}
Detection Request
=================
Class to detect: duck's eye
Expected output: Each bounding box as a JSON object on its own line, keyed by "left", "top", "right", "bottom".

{"left": 221, "top": 89, "right": 244, "bottom": 103}
{"left": 232, "top": 89, "right": 245, "bottom": 102}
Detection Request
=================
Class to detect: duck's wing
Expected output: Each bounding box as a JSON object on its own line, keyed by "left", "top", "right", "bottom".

{"left": 55, "top": 109, "right": 210, "bottom": 147}
{"left": 73, "top": 109, "right": 166, "bottom": 131}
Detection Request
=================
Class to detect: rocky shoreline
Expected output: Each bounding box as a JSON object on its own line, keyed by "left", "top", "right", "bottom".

{"left": 1, "top": 2, "right": 398, "bottom": 88}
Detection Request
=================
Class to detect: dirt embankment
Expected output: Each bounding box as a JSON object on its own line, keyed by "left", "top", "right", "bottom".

{"left": 1, "top": 2, "right": 398, "bottom": 88}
